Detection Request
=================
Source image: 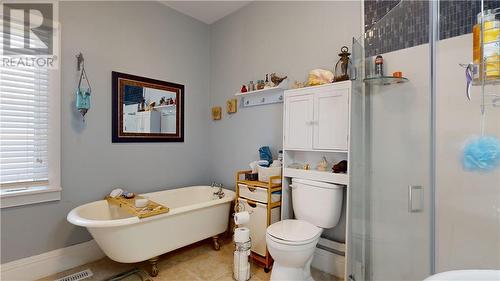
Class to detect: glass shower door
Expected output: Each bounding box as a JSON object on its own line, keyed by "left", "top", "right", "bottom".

{"left": 348, "top": 1, "right": 434, "bottom": 280}
{"left": 365, "top": 42, "right": 432, "bottom": 281}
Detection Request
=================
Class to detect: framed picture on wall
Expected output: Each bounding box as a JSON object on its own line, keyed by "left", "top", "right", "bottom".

{"left": 112, "top": 71, "right": 184, "bottom": 142}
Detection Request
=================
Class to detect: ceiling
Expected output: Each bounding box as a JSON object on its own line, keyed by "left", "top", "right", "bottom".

{"left": 162, "top": 1, "right": 252, "bottom": 24}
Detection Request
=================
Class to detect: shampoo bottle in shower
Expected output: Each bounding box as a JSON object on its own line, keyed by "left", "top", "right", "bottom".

{"left": 473, "top": 9, "right": 500, "bottom": 81}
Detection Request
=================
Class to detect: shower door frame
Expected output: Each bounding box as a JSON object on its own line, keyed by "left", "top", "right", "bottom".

{"left": 429, "top": 0, "right": 438, "bottom": 275}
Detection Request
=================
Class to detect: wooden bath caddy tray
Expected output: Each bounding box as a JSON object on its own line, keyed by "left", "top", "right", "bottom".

{"left": 105, "top": 195, "right": 169, "bottom": 219}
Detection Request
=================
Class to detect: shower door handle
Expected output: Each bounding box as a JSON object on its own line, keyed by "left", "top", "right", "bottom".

{"left": 408, "top": 185, "right": 424, "bottom": 213}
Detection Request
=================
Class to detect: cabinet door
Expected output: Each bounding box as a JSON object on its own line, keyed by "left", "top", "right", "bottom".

{"left": 284, "top": 94, "right": 313, "bottom": 150}
{"left": 313, "top": 87, "right": 349, "bottom": 150}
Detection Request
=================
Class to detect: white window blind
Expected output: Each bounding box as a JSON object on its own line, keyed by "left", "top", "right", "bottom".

{"left": 0, "top": 17, "right": 50, "bottom": 186}
{"left": 0, "top": 66, "right": 50, "bottom": 186}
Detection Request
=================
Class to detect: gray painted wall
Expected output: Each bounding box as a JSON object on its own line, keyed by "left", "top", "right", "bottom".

{"left": 208, "top": 1, "right": 361, "bottom": 242}
{"left": 1, "top": 1, "right": 211, "bottom": 263}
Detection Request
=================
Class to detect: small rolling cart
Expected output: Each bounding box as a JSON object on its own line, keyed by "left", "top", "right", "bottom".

{"left": 235, "top": 170, "right": 282, "bottom": 272}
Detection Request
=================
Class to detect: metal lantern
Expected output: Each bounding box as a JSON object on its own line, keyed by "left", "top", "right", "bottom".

{"left": 75, "top": 53, "right": 92, "bottom": 121}
{"left": 333, "top": 46, "right": 352, "bottom": 82}
{"left": 76, "top": 88, "right": 91, "bottom": 118}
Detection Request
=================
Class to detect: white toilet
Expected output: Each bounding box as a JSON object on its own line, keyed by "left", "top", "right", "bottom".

{"left": 266, "top": 178, "right": 343, "bottom": 281}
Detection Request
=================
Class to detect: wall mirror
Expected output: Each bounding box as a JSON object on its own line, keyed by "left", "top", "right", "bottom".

{"left": 112, "top": 71, "right": 184, "bottom": 142}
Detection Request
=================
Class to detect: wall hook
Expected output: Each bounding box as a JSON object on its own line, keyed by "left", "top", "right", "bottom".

{"left": 76, "top": 52, "right": 84, "bottom": 71}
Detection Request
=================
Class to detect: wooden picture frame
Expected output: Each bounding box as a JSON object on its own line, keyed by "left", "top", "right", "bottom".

{"left": 212, "top": 106, "right": 222, "bottom": 120}
{"left": 226, "top": 98, "right": 237, "bottom": 114}
{"left": 112, "top": 71, "right": 184, "bottom": 142}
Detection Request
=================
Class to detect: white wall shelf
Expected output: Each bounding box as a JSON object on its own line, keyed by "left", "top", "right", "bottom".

{"left": 283, "top": 168, "right": 348, "bottom": 185}
{"left": 234, "top": 81, "right": 288, "bottom": 107}
{"left": 154, "top": 104, "right": 176, "bottom": 109}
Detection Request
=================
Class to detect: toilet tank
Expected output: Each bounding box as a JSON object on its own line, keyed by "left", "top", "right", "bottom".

{"left": 291, "top": 178, "right": 343, "bottom": 228}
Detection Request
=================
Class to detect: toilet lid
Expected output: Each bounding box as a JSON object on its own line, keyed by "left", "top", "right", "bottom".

{"left": 267, "top": 220, "right": 321, "bottom": 243}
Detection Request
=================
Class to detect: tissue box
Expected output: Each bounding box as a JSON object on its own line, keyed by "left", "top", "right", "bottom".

{"left": 258, "top": 166, "right": 282, "bottom": 184}
{"left": 245, "top": 173, "right": 258, "bottom": 181}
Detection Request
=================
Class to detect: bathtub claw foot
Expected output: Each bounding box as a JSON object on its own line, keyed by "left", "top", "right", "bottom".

{"left": 149, "top": 257, "right": 159, "bottom": 277}
{"left": 212, "top": 235, "right": 221, "bottom": 251}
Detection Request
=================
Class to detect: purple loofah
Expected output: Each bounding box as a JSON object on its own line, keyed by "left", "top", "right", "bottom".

{"left": 462, "top": 136, "right": 500, "bottom": 172}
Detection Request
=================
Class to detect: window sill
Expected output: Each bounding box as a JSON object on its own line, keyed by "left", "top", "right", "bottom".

{"left": 1, "top": 186, "right": 61, "bottom": 208}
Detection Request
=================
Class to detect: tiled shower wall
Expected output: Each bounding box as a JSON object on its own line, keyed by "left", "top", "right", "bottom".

{"left": 364, "top": 0, "right": 500, "bottom": 57}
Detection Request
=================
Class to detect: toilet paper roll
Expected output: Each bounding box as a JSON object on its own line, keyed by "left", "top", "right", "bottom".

{"left": 233, "top": 251, "right": 250, "bottom": 281}
{"left": 234, "top": 211, "right": 250, "bottom": 225}
{"left": 234, "top": 227, "right": 250, "bottom": 243}
{"left": 234, "top": 252, "right": 248, "bottom": 270}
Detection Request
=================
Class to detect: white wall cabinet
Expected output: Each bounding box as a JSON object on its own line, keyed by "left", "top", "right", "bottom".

{"left": 284, "top": 82, "right": 350, "bottom": 151}
{"left": 159, "top": 107, "right": 177, "bottom": 134}
{"left": 136, "top": 111, "right": 161, "bottom": 133}
{"left": 282, "top": 81, "right": 352, "bottom": 279}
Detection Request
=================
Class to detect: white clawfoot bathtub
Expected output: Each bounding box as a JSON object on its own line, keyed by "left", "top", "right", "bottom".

{"left": 67, "top": 186, "right": 234, "bottom": 275}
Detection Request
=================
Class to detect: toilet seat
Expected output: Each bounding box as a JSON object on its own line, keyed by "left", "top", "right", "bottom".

{"left": 266, "top": 219, "right": 322, "bottom": 246}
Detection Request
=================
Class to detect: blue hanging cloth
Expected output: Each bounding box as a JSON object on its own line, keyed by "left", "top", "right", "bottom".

{"left": 462, "top": 136, "right": 500, "bottom": 172}
{"left": 259, "top": 146, "right": 273, "bottom": 167}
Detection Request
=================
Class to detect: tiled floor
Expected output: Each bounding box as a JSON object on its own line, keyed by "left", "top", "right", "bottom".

{"left": 39, "top": 236, "right": 341, "bottom": 281}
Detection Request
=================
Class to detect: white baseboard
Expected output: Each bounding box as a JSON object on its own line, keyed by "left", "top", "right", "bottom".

{"left": 312, "top": 247, "right": 345, "bottom": 279}
{"left": 1, "top": 240, "right": 105, "bottom": 281}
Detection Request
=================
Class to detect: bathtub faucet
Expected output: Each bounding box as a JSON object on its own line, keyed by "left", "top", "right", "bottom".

{"left": 211, "top": 182, "right": 225, "bottom": 199}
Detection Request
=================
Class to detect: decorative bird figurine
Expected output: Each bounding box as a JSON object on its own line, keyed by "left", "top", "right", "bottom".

{"left": 270, "top": 73, "right": 287, "bottom": 86}
{"left": 332, "top": 160, "right": 348, "bottom": 173}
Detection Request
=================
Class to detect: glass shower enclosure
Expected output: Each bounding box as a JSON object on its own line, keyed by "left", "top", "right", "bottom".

{"left": 348, "top": 1, "right": 499, "bottom": 280}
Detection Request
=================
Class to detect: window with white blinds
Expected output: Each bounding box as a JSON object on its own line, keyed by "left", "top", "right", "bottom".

{"left": 0, "top": 3, "right": 60, "bottom": 208}
{"left": 0, "top": 12, "right": 50, "bottom": 187}
{"left": 0, "top": 65, "right": 50, "bottom": 186}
